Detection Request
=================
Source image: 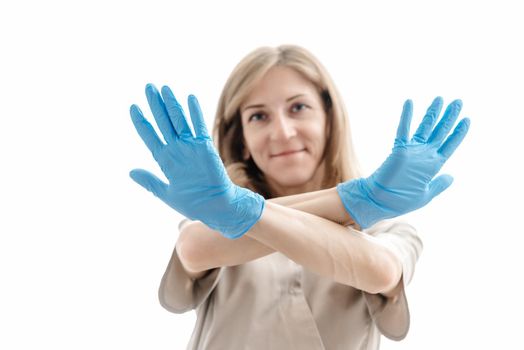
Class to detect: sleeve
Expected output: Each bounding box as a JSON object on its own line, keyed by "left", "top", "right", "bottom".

{"left": 361, "top": 220, "right": 423, "bottom": 341}
{"left": 158, "top": 218, "right": 224, "bottom": 314}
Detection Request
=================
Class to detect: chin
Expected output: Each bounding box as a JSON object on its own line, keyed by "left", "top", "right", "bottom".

{"left": 269, "top": 171, "right": 315, "bottom": 187}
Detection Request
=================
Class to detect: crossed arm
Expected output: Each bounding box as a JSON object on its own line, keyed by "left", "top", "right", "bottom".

{"left": 176, "top": 187, "right": 403, "bottom": 296}
{"left": 132, "top": 87, "right": 466, "bottom": 299}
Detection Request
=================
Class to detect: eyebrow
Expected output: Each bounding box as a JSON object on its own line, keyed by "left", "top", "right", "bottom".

{"left": 242, "top": 94, "right": 305, "bottom": 112}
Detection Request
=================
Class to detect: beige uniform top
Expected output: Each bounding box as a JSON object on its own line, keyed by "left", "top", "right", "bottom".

{"left": 159, "top": 219, "right": 422, "bottom": 350}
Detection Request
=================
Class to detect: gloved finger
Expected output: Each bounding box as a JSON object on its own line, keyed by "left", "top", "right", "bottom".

{"left": 129, "top": 168, "right": 168, "bottom": 199}
{"left": 412, "top": 96, "right": 443, "bottom": 143}
{"left": 145, "top": 83, "right": 178, "bottom": 144}
{"left": 130, "top": 104, "right": 164, "bottom": 158}
{"left": 426, "top": 174, "right": 454, "bottom": 202}
{"left": 187, "top": 94, "right": 210, "bottom": 139}
{"left": 394, "top": 99, "right": 413, "bottom": 147}
{"left": 161, "top": 85, "right": 194, "bottom": 139}
{"left": 438, "top": 118, "right": 471, "bottom": 159}
{"left": 427, "top": 99, "right": 462, "bottom": 146}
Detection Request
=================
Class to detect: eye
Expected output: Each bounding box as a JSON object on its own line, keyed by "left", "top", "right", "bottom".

{"left": 248, "top": 112, "right": 267, "bottom": 123}
{"left": 291, "top": 103, "right": 308, "bottom": 113}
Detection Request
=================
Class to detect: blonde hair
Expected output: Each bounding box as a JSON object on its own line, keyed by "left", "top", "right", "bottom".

{"left": 212, "top": 45, "right": 361, "bottom": 198}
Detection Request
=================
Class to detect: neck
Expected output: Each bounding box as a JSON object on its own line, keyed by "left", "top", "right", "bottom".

{"left": 268, "top": 161, "right": 326, "bottom": 198}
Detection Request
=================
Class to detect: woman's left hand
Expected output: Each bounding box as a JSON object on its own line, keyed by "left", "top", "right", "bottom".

{"left": 337, "top": 97, "right": 470, "bottom": 229}
{"left": 129, "top": 84, "right": 265, "bottom": 239}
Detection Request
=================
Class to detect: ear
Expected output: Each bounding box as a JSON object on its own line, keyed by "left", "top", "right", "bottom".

{"left": 242, "top": 146, "right": 251, "bottom": 160}
{"left": 242, "top": 137, "right": 251, "bottom": 160}
{"left": 325, "top": 111, "right": 332, "bottom": 140}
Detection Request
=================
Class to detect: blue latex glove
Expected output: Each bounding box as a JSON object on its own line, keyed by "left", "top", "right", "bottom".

{"left": 337, "top": 97, "right": 470, "bottom": 229}
{"left": 129, "top": 84, "right": 265, "bottom": 239}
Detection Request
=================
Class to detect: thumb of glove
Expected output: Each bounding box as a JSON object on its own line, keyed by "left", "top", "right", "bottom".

{"left": 129, "top": 169, "right": 168, "bottom": 199}
{"left": 425, "top": 174, "right": 454, "bottom": 204}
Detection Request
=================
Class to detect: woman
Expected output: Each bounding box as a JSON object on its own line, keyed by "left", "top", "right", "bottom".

{"left": 129, "top": 45, "right": 470, "bottom": 349}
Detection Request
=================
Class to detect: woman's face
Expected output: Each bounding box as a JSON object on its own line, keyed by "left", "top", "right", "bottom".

{"left": 240, "top": 65, "right": 327, "bottom": 197}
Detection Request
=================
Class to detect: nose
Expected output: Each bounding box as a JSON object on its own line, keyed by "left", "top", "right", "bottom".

{"left": 270, "top": 113, "right": 297, "bottom": 141}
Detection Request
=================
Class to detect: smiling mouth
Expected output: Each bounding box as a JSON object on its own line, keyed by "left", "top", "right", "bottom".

{"left": 271, "top": 149, "right": 306, "bottom": 157}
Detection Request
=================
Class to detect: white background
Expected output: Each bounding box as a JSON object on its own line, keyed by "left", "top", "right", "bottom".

{"left": 1, "top": 0, "right": 522, "bottom": 349}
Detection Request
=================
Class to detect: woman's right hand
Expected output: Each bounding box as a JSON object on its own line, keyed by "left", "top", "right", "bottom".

{"left": 129, "top": 84, "right": 265, "bottom": 239}
{"left": 336, "top": 97, "right": 470, "bottom": 229}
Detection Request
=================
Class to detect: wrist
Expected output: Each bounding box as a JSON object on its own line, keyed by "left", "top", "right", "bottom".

{"left": 336, "top": 179, "right": 389, "bottom": 229}
{"left": 206, "top": 187, "right": 265, "bottom": 240}
{"left": 324, "top": 187, "right": 358, "bottom": 227}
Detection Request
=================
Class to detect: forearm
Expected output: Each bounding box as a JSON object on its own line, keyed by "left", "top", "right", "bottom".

{"left": 179, "top": 220, "right": 275, "bottom": 271}
{"left": 246, "top": 201, "right": 401, "bottom": 293}
{"left": 179, "top": 187, "right": 356, "bottom": 271}
{"left": 275, "top": 187, "right": 357, "bottom": 227}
